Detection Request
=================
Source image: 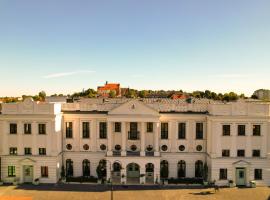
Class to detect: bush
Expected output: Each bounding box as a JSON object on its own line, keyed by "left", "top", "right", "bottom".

{"left": 168, "top": 177, "right": 204, "bottom": 184}
{"left": 66, "top": 176, "right": 98, "bottom": 183}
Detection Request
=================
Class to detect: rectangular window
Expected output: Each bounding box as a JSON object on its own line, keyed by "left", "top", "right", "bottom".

{"left": 238, "top": 125, "right": 246, "bottom": 136}
{"left": 253, "top": 125, "right": 261, "bottom": 136}
{"left": 147, "top": 122, "right": 153, "bottom": 133}
{"left": 39, "top": 148, "right": 46, "bottom": 155}
{"left": 41, "top": 166, "right": 48, "bottom": 177}
{"left": 38, "top": 124, "right": 46, "bottom": 134}
{"left": 161, "top": 123, "right": 168, "bottom": 139}
{"left": 24, "top": 123, "right": 32, "bottom": 134}
{"left": 196, "top": 123, "right": 203, "bottom": 139}
{"left": 82, "top": 122, "right": 90, "bottom": 138}
{"left": 222, "top": 149, "right": 230, "bottom": 157}
{"left": 10, "top": 123, "right": 17, "bottom": 134}
{"left": 9, "top": 147, "right": 17, "bottom": 155}
{"left": 8, "top": 166, "right": 16, "bottom": 177}
{"left": 222, "top": 125, "right": 230, "bottom": 136}
{"left": 254, "top": 169, "right": 262, "bottom": 180}
{"left": 24, "top": 148, "right": 32, "bottom": 155}
{"left": 99, "top": 122, "right": 107, "bottom": 139}
{"left": 252, "top": 149, "right": 260, "bottom": 157}
{"left": 178, "top": 123, "right": 186, "bottom": 139}
{"left": 219, "top": 168, "right": 227, "bottom": 180}
{"left": 66, "top": 122, "right": 73, "bottom": 138}
{"left": 237, "top": 149, "right": 245, "bottom": 157}
{"left": 114, "top": 122, "right": 121, "bottom": 132}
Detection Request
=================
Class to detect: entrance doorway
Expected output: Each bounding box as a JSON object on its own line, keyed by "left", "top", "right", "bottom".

{"left": 126, "top": 163, "right": 140, "bottom": 184}
{"left": 145, "top": 163, "right": 154, "bottom": 184}
{"left": 236, "top": 168, "right": 246, "bottom": 186}
{"left": 23, "top": 165, "right": 33, "bottom": 183}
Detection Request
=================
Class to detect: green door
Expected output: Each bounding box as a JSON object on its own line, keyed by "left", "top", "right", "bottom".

{"left": 23, "top": 165, "right": 33, "bottom": 183}
{"left": 236, "top": 168, "right": 246, "bottom": 186}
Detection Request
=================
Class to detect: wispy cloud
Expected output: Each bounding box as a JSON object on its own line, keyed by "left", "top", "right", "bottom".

{"left": 43, "top": 70, "right": 95, "bottom": 79}
{"left": 209, "top": 74, "right": 251, "bottom": 78}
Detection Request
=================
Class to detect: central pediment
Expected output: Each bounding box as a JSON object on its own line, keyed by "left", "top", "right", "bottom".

{"left": 108, "top": 100, "right": 159, "bottom": 116}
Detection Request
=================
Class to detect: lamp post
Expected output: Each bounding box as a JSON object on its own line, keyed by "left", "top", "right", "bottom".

{"left": 106, "top": 160, "right": 123, "bottom": 200}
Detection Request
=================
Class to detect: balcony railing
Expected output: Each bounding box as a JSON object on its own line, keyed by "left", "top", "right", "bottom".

{"left": 112, "top": 151, "right": 121, "bottom": 156}
{"left": 145, "top": 151, "right": 154, "bottom": 156}
{"left": 126, "top": 151, "right": 140, "bottom": 156}
{"left": 128, "top": 131, "right": 140, "bottom": 140}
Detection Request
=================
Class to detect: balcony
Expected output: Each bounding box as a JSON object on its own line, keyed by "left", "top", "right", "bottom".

{"left": 126, "top": 151, "right": 140, "bottom": 156}
{"left": 112, "top": 151, "right": 121, "bottom": 156}
{"left": 145, "top": 151, "right": 154, "bottom": 156}
{"left": 128, "top": 131, "right": 140, "bottom": 140}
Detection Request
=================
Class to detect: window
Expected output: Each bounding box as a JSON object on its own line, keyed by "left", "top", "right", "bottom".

{"left": 178, "top": 123, "right": 186, "bottom": 139}
{"left": 82, "top": 159, "right": 90, "bottom": 177}
{"left": 24, "top": 123, "right": 31, "bottom": 134}
{"left": 237, "top": 149, "right": 245, "bottom": 157}
{"left": 196, "top": 123, "right": 203, "bottom": 139}
{"left": 147, "top": 122, "right": 153, "bottom": 133}
{"left": 254, "top": 169, "right": 262, "bottom": 180}
{"left": 195, "top": 160, "right": 203, "bottom": 178}
{"left": 115, "top": 145, "right": 121, "bottom": 151}
{"left": 146, "top": 145, "right": 153, "bottom": 151}
{"left": 253, "top": 125, "right": 261, "bottom": 136}
{"left": 129, "top": 122, "right": 139, "bottom": 140}
{"left": 66, "top": 159, "right": 73, "bottom": 177}
{"left": 114, "top": 122, "right": 121, "bottom": 132}
{"left": 66, "top": 122, "right": 73, "bottom": 138}
{"left": 39, "top": 148, "right": 46, "bottom": 155}
{"left": 24, "top": 148, "right": 32, "bottom": 155}
{"left": 100, "top": 144, "right": 106, "bottom": 151}
{"left": 161, "top": 123, "right": 168, "bottom": 139}
{"left": 99, "top": 122, "right": 107, "bottom": 139}
{"left": 10, "top": 123, "right": 17, "bottom": 134}
{"left": 196, "top": 145, "right": 202, "bottom": 152}
{"left": 238, "top": 125, "right": 246, "bottom": 136}
{"left": 83, "top": 144, "right": 89, "bottom": 150}
{"left": 8, "top": 166, "right": 16, "bottom": 177}
{"left": 38, "top": 124, "right": 46, "bottom": 134}
{"left": 82, "top": 122, "right": 90, "bottom": 138}
{"left": 179, "top": 145, "right": 185, "bottom": 151}
{"left": 178, "top": 160, "right": 186, "bottom": 178}
{"left": 9, "top": 147, "right": 17, "bottom": 155}
{"left": 219, "top": 168, "right": 227, "bottom": 180}
{"left": 130, "top": 145, "right": 137, "bottom": 151}
{"left": 222, "top": 125, "right": 230, "bottom": 136}
{"left": 161, "top": 145, "right": 168, "bottom": 151}
{"left": 160, "top": 160, "right": 169, "bottom": 179}
{"left": 222, "top": 149, "right": 230, "bottom": 157}
{"left": 252, "top": 150, "right": 260, "bottom": 157}
{"left": 41, "top": 166, "right": 48, "bottom": 177}
{"left": 66, "top": 144, "right": 72, "bottom": 150}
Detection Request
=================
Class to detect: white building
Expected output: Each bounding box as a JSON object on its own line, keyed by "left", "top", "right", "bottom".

{"left": 0, "top": 97, "right": 269, "bottom": 186}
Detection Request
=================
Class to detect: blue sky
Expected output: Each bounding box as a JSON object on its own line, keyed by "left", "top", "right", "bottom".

{"left": 0, "top": 0, "right": 270, "bottom": 96}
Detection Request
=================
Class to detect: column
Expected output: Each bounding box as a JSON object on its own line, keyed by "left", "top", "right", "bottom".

{"left": 246, "top": 123, "right": 252, "bottom": 157}
{"left": 140, "top": 122, "right": 145, "bottom": 156}
{"left": 231, "top": 123, "right": 237, "bottom": 157}
{"left": 18, "top": 121, "right": 23, "bottom": 155}
{"left": 106, "top": 161, "right": 112, "bottom": 182}
{"left": 121, "top": 122, "right": 127, "bottom": 156}
{"left": 154, "top": 165, "right": 160, "bottom": 184}
{"left": 107, "top": 122, "right": 113, "bottom": 156}
{"left": 261, "top": 123, "right": 267, "bottom": 157}
{"left": 154, "top": 122, "right": 160, "bottom": 156}
{"left": 121, "top": 167, "right": 126, "bottom": 184}
{"left": 140, "top": 165, "right": 146, "bottom": 184}
{"left": 32, "top": 122, "right": 37, "bottom": 155}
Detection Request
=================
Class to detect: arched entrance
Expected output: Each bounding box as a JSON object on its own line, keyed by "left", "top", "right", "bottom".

{"left": 112, "top": 162, "right": 121, "bottom": 183}
{"left": 145, "top": 163, "right": 154, "bottom": 184}
{"left": 126, "top": 163, "right": 140, "bottom": 184}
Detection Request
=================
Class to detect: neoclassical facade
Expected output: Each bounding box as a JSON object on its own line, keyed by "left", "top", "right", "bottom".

{"left": 0, "top": 98, "right": 270, "bottom": 186}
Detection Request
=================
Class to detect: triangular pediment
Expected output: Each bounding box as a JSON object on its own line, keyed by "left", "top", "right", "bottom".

{"left": 108, "top": 100, "right": 159, "bottom": 116}
{"left": 233, "top": 160, "right": 250, "bottom": 166}
{"left": 18, "top": 158, "right": 36, "bottom": 164}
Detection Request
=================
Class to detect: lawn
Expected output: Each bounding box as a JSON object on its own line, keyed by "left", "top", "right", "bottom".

{"left": 0, "top": 185, "right": 269, "bottom": 200}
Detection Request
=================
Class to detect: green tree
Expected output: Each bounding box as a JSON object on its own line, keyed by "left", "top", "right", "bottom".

{"left": 138, "top": 90, "right": 148, "bottom": 98}
{"left": 109, "top": 90, "right": 116, "bottom": 98}
{"left": 38, "top": 91, "right": 46, "bottom": 101}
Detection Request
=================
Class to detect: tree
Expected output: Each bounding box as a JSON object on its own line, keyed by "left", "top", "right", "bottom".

{"left": 38, "top": 91, "right": 46, "bottom": 101}
{"left": 109, "top": 90, "right": 116, "bottom": 98}
{"left": 138, "top": 90, "right": 148, "bottom": 98}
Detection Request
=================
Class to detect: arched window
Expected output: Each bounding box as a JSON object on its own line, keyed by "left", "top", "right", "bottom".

{"left": 145, "top": 163, "right": 154, "bottom": 173}
{"left": 178, "top": 160, "right": 186, "bottom": 178}
{"left": 160, "top": 160, "right": 169, "bottom": 179}
{"left": 195, "top": 160, "right": 203, "bottom": 178}
{"left": 82, "top": 159, "right": 90, "bottom": 177}
{"left": 113, "top": 162, "right": 121, "bottom": 172}
{"left": 66, "top": 159, "right": 73, "bottom": 177}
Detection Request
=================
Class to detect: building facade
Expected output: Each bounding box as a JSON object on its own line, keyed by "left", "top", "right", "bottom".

{"left": 0, "top": 98, "right": 270, "bottom": 186}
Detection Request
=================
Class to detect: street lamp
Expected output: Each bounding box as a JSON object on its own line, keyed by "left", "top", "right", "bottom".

{"left": 106, "top": 160, "right": 123, "bottom": 200}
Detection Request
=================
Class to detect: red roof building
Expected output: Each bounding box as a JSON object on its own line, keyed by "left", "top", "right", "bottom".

{"left": 97, "top": 82, "right": 121, "bottom": 97}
